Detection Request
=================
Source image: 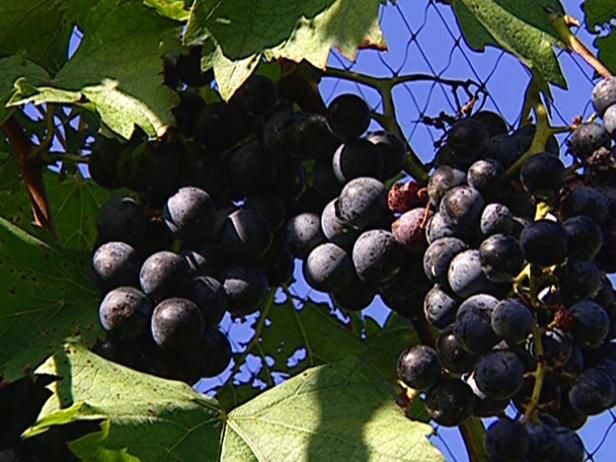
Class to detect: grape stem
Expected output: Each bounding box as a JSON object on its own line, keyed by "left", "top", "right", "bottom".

{"left": 1, "top": 116, "right": 53, "bottom": 230}
{"left": 42, "top": 152, "right": 89, "bottom": 165}
{"left": 524, "top": 324, "right": 546, "bottom": 422}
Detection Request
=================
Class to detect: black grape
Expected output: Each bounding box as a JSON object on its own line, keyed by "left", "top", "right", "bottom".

{"left": 274, "top": 157, "right": 306, "bottom": 200}
{"left": 480, "top": 203, "right": 514, "bottom": 236}
{"left": 426, "top": 212, "right": 463, "bottom": 243}
{"left": 560, "top": 186, "right": 609, "bottom": 224}
{"left": 182, "top": 243, "right": 220, "bottom": 277}
{"left": 436, "top": 325, "right": 477, "bottom": 374}
{"left": 439, "top": 185, "right": 484, "bottom": 228}
{"left": 331, "top": 277, "right": 375, "bottom": 312}
{"left": 303, "top": 243, "right": 355, "bottom": 293}
{"left": 592, "top": 77, "right": 616, "bottom": 116}
{"left": 474, "top": 350, "right": 525, "bottom": 400}
{"left": 553, "top": 427, "right": 585, "bottom": 462}
{"left": 313, "top": 156, "right": 343, "bottom": 202}
{"left": 424, "top": 379, "right": 475, "bottom": 426}
{"left": 446, "top": 119, "right": 489, "bottom": 162}
{"left": 291, "top": 113, "right": 339, "bottom": 160}
{"left": 567, "top": 123, "right": 611, "bottom": 159}
{"left": 96, "top": 197, "right": 146, "bottom": 246}
{"left": 484, "top": 418, "right": 529, "bottom": 462}
{"left": 332, "top": 139, "right": 384, "bottom": 183}
{"left": 151, "top": 298, "right": 204, "bottom": 349}
{"left": 555, "top": 259, "right": 602, "bottom": 301}
{"left": 352, "top": 230, "right": 402, "bottom": 284}
{"left": 189, "top": 276, "right": 228, "bottom": 326}
{"left": 88, "top": 137, "right": 123, "bottom": 189}
{"left": 604, "top": 104, "right": 616, "bottom": 139}
{"left": 365, "top": 130, "right": 406, "bottom": 179}
{"left": 568, "top": 300, "right": 609, "bottom": 349}
{"left": 526, "top": 422, "right": 558, "bottom": 462}
{"left": 397, "top": 345, "right": 442, "bottom": 391}
{"left": 527, "top": 329, "right": 573, "bottom": 369}
{"left": 563, "top": 215, "right": 603, "bottom": 260}
{"left": 520, "top": 154, "right": 565, "bottom": 199}
{"left": 326, "top": 93, "right": 370, "bottom": 140}
{"left": 448, "top": 250, "right": 498, "bottom": 298}
{"left": 427, "top": 165, "right": 467, "bottom": 207}
{"left": 124, "top": 141, "right": 180, "bottom": 198}
{"left": 321, "top": 199, "right": 359, "bottom": 251}
{"left": 423, "top": 237, "right": 467, "bottom": 287}
{"left": 479, "top": 234, "right": 524, "bottom": 283}
{"left": 471, "top": 110, "right": 508, "bottom": 137}
{"left": 263, "top": 110, "right": 299, "bottom": 156}
{"left": 491, "top": 298, "right": 534, "bottom": 344}
{"left": 424, "top": 285, "right": 459, "bottom": 329}
{"left": 485, "top": 133, "right": 522, "bottom": 168}
{"left": 98, "top": 286, "right": 152, "bottom": 338}
{"left": 164, "top": 187, "right": 216, "bottom": 244}
{"left": 466, "top": 159, "right": 504, "bottom": 196}
{"left": 284, "top": 212, "right": 326, "bottom": 259}
{"left": 520, "top": 219, "right": 567, "bottom": 266}
{"left": 568, "top": 367, "right": 616, "bottom": 415}
{"left": 176, "top": 46, "right": 212, "bottom": 87}
{"left": 453, "top": 293, "right": 499, "bottom": 354}
{"left": 92, "top": 241, "right": 140, "bottom": 290}
{"left": 337, "top": 177, "right": 387, "bottom": 230}
{"left": 220, "top": 265, "right": 269, "bottom": 316}
{"left": 139, "top": 251, "right": 191, "bottom": 303}
{"left": 244, "top": 195, "right": 286, "bottom": 232}
{"left": 230, "top": 75, "right": 277, "bottom": 115}
{"left": 228, "top": 142, "right": 277, "bottom": 197}
{"left": 195, "top": 326, "right": 233, "bottom": 377}
{"left": 178, "top": 145, "right": 230, "bottom": 201}
{"left": 218, "top": 208, "right": 273, "bottom": 261}
{"left": 197, "top": 102, "right": 251, "bottom": 152}
{"left": 258, "top": 240, "right": 295, "bottom": 286}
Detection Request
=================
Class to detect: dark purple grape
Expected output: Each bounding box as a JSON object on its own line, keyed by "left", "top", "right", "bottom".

{"left": 263, "top": 110, "right": 298, "bottom": 156}
{"left": 397, "top": 345, "right": 441, "bottom": 391}
{"left": 569, "top": 367, "right": 616, "bottom": 415}
{"left": 467, "top": 159, "right": 505, "bottom": 196}
{"left": 504, "top": 190, "right": 535, "bottom": 219}
{"left": 563, "top": 345, "right": 585, "bottom": 376}
{"left": 139, "top": 251, "right": 191, "bottom": 303}
{"left": 320, "top": 199, "right": 359, "bottom": 251}
{"left": 196, "top": 326, "right": 233, "bottom": 377}
{"left": 491, "top": 298, "right": 534, "bottom": 344}
{"left": 178, "top": 146, "right": 230, "bottom": 201}
{"left": 553, "top": 427, "right": 585, "bottom": 462}
{"left": 479, "top": 234, "right": 524, "bottom": 283}
{"left": 592, "top": 77, "right": 616, "bottom": 116}
{"left": 453, "top": 293, "right": 499, "bottom": 354}
{"left": 303, "top": 243, "right": 354, "bottom": 292}
{"left": 448, "top": 250, "right": 499, "bottom": 298}
{"left": 560, "top": 186, "right": 609, "bottom": 224}
{"left": 230, "top": 74, "right": 277, "bottom": 115}
{"left": 436, "top": 325, "right": 477, "bottom": 374}
{"left": 164, "top": 187, "right": 216, "bottom": 244}
{"left": 99, "top": 286, "right": 152, "bottom": 338}
{"left": 526, "top": 422, "right": 558, "bottom": 462}
{"left": 258, "top": 241, "right": 294, "bottom": 286}
{"left": 569, "top": 300, "right": 609, "bottom": 348}
{"left": 352, "top": 230, "right": 402, "bottom": 284}
{"left": 514, "top": 124, "right": 560, "bottom": 156}
{"left": 220, "top": 265, "right": 269, "bottom": 315}
{"left": 291, "top": 113, "right": 339, "bottom": 160}
{"left": 197, "top": 102, "right": 251, "bottom": 152}
{"left": 96, "top": 197, "right": 146, "bottom": 245}
{"left": 424, "top": 285, "right": 458, "bottom": 329}
{"left": 471, "top": 110, "right": 508, "bottom": 137}
{"left": 275, "top": 157, "right": 306, "bottom": 200}
{"left": 332, "top": 139, "right": 383, "bottom": 183}
{"left": 486, "top": 134, "right": 521, "bottom": 168}
{"left": 563, "top": 215, "right": 603, "bottom": 260}
{"left": 555, "top": 259, "right": 602, "bottom": 301}
{"left": 392, "top": 207, "right": 430, "bottom": 253}
{"left": 189, "top": 276, "right": 228, "bottom": 326}
{"left": 424, "top": 379, "right": 475, "bottom": 426}
{"left": 284, "top": 212, "right": 326, "bottom": 259}
{"left": 365, "top": 130, "right": 405, "bottom": 179}
{"left": 182, "top": 243, "right": 219, "bottom": 277}
{"left": 326, "top": 94, "right": 370, "bottom": 140}
{"left": 244, "top": 195, "right": 286, "bottom": 232}
{"left": 92, "top": 241, "right": 140, "bottom": 290}
{"left": 88, "top": 137, "right": 123, "bottom": 189}
{"left": 592, "top": 275, "right": 614, "bottom": 307}
{"left": 228, "top": 142, "right": 276, "bottom": 197}
{"left": 219, "top": 209, "right": 273, "bottom": 261}
{"left": 474, "top": 350, "right": 525, "bottom": 400}
{"left": 604, "top": 104, "right": 616, "bottom": 139}
{"left": 423, "top": 237, "right": 467, "bottom": 287}
{"left": 312, "top": 156, "right": 342, "bottom": 202}
{"left": 484, "top": 418, "right": 529, "bottom": 462}
{"left": 427, "top": 165, "right": 466, "bottom": 207}
{"left": 426, "top": 212, "right": 463, "bottom": 243}
{"left": 151, "top": 298, "right": 204, "bottom": 349}
{"left": 520, "top": 154, "right": 565, "bottom": 199}
{"left": 439, "top": 185, "right": 485, "bottom": 228}
{"left": 480, "top": 203, "right": 514, "bottom": 236}
{"left": 337, "top": 177, "right": 387, "bottom": 230}
{"left": 527, "top": 329, "right": 573, "bottom": 368}
{"left": 446, "top": 119, "right": 489, "bottom": 162}
{"left": 568, "top": 123, "right": 611, "bottom": 159}
{"left": 331, "top": 277, "right": 375, "bottom": 312}
{"left": 520, "top": 219, "right": 567, "bottom": 266}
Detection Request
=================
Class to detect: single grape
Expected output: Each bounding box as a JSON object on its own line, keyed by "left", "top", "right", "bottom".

{"left": 520, "top": 154, "right": 565, "bottom": 200}
{"left": 592, "top": 275, "right": 614, "bottom": 307}
{"left": 592, "top": 76, "right": 616, "bottom": 116}
{"left": 220, "top": 265, "right": 269, "bottom": 316}
{"left": 474, "top": 350, "right": 525, "bottom": 400}
{"left": 182, "top": 243, "right": 219, "bottom": 277}
{"left": 392, "top": 207, "right": 431, "bottom": 253}
{"left": 560, "top": 186, "right": 609, "bottom": 224}
{"left": 92, "top": 241, "right": 140, "bottom": 291}
{"left": 228, "top": 142, "right": 277, "bottom": 197}
{"left": 263, "top": 111, "right": 299, "bottom": 156}
{"left": 352, "top": 230, "right": 402, "bottom": 284}
{"left": 504, "top": 190, "right": 535, "bottom": 219}
{"left": 331, "top": 277, "right": 376, "bottom": 312}
{"left": 274, "top": 157, "right": 306, "bottom": 200}
{"left": 151, "top": 298, "right": 204, "bottom": 349}
{"left": 479, "top": 234, "right": 524, "bottom": 282}
{"left": 553, "top": 427, "right": 585, "bottom": 462}
{"left": 243, "top": 195, "right": 286, "bottom": 232}
{"left": 178, "top": 145, "right": 230, "bottom": 201}
{"left": 258, "top": 240, "right": 295, "bottom": 286}
{"left": 527, "top": 329, "right": 573, "bottom": 368}
{"left": 337, "top": 177, "right": 387, "bottom": 230}
{"left": 332, "top": 139, "right": 384, "bottom": 183}
{"left": 467, "top": 159, "right": 505, "bottom": 196}
{"left": 514, "top": 124, "right": 560, "bottom": 156}
{"left": 197, "top": 102, "right": 251, "bottom": 152}
{"left": 424, "top": 285, "right": 459, "bottom": 329}
{"left": 326, "top": 93, "right": 370, "bottom": 140}
{"left": 569, "top": 300, "right": 609, "bottom": 349}
{"left": 485, "top": 133, "right": 521, "bottom": 168}
{"left": 320, "top": 199, "right": 359, "bottom": 251}
{"left": 471, "top": 110, "right": 508, "bottom": 137}
{"left": 291, "top": 113, "right": 339, "bottom": 160}
{"left": 520, "top": 219, "right": 568, "bottom": 266}
{"left": 526, "top": 422, "right": 558, "bottom": 462}
{"left": 88, "top": 137, "right": 123, "bottom": 189}
{"left": 554, "top": 396, "right": 588, "bottom": 430}
{"left": 563, "top": 345, "right": 585, "bottom": 376}
{"left": 284, "top": 212, "right": 326, "bottom": 259}
{"left": 568, "top": 367, "right": 616, "bottom": 415}
{"left": 397, "top": 345, "right": 442, "bottom": 391}
{"left": 453, "top": 293, "right": 499, "bottom": 354}
{"left": 124, "top": 141, "right": 180, "bottom": 198}
{"left": 426, "top": 212, "right": 465, "bottom": 243}
{"left": 555, "top": 259, "right": 602, "bottom": 302}
{"left": 424, "top": 379, "right": 475, "bottom": 426}
{"left": 427, "top": 165, "right": 467, "bottom": 207}
{"left": 139, "top": 251, "right": 191, "bottom": 303}
{"left": 448, "top": 250, "right": 499, "bottom": 298}
{"left": 562, "top": 215, "right": 603, "bottom": 260}
{"left": 423, "top": 237, "right": 467, "bottom": 287}
{"left": 312, "top": 156, "right": 342, "bottom": 202}
{"left": 189, "top": 276, "right": 228, "bottom": 326}
{"left": 439, "top": 185, "right": 485, "bottom": 228}
{"left": 446, "top": 119, "right": 489, "bottom": 162}
{"left": 436, "top": 325, "right": 477, "bottom": 374}
{"left": 365, "top": 130, "right": 406, "bottom": 179}
{"left": 303, "top": 243, "right": 355, "bottom": 293}
{"left": 230, "top": 75, "right": 277, "bottom": 115}
{"left": 195, "top": 326, "right": 233, "bottom": 377}
{"left": 164, "top": 187, "right": 216, "bottom": 244}
{"left": 96, "top": 197, "right": 146, "bottom": 246}
{"left": 568, "top": 123, "right": 611, "bottom": 158}
{"left": 99, "top": 286, "right": 152, "bottom": 338}
{"left": 604, "top": 103, "right": 616, "bottom": 139}
{"left": 491, "top": 298, "right": 534, "bottom": 344}
{"left": 480, "top": 203, "right": 514, "bottom": 236}
{"left": 218, "top": 209, "right": 273, "bottom": 261}
{"left": 484, "top": 418, "right": 529, "bottom": 462}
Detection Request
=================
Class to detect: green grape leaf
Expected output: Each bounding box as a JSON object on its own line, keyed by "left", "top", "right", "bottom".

{"left": 8, "top": 0, "right": 182, "bottom": 140}
{"left": 0, "top": 219, "right": 101, "bottom": 381}
{"left": 144, "top": 0, "right": 190, "bottom": 21}
{"left": 184, "top": 0, "right": 385, "bottom": 100}
{"left": 452, "top": 0, "right": 567, "bottom": 89}
{"left": 595, "top": 31, "right": 616, "bottom": 74}
{"left": 0, "top": 0, "right": 72, "bottom": 73}
{"left": 0, "top": 56, "right": 50, "bottom": 124}
{"left": 31, "top": 343, "right": 224, "bottom": 461}
{"left": 222, "top": 357, "right": 444, "bottom": 462}
{"left": 582, "top": 0, "right": 615, "bottom": 31}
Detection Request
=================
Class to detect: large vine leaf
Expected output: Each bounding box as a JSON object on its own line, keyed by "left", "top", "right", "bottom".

{"left": 221, "top": 357, "right": 443, "bottom": 462}
{"left": 582, "top": 0, "right": 616, "bottom": 73}
{"left": 0, "top": 219, "right": 101, "bottom": 381}
{"left": 452, "top": 0, "right": 567, "bottom": 89}
{"left": 184, "top": 0, "right": 385, "bottom": 99}
{"left": 31, "top": 343, "right": 224, "bottom": 461}
{"left": 8, "top": 0, "right": 182, "bottom": 140}
{"left": 31, "top": 345, "right": 443, "bottom": 461}
{"left": 0, "top": 56, "right": 50, "bottom": 124}
{"left": 0, "top": 0, "right": 72, "bottom": 74}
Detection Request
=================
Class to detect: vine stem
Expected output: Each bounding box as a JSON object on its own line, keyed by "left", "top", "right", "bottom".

{"left": 524, "top": 325, "right": 546, "bottom": 422}
{"left": 1, "top": 116, "right": 53, "bottom": 230}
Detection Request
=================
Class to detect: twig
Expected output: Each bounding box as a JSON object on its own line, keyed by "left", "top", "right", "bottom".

{"left": 1, "top": 116, "right": 53, "bottom": 230}
{"left": 42, "top": 152, "right": 89, "bottom": 165}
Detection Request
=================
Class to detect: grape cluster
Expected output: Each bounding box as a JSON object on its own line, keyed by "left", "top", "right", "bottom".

{"left": 396, "top": 97, "right": 615, "bottom": 459}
